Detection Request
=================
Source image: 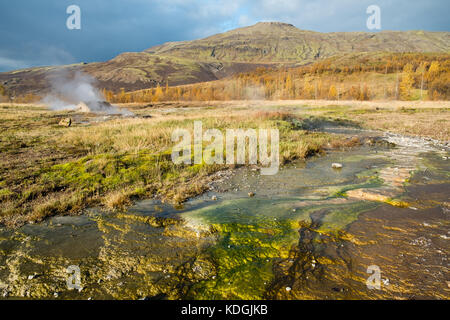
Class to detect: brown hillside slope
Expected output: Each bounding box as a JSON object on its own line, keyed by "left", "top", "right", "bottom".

{"left": 1, "top": 22, "right": 449, "bottom": 97}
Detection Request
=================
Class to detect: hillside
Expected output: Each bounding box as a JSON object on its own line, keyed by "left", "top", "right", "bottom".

{"left": 1, "top": 22, "right": 449, "bottom": 98}
{"left": 115, "top": 52, "right": 450, "bottom": 103}
{"left": 147, "top": 22, "right": 450, "bottom": 63}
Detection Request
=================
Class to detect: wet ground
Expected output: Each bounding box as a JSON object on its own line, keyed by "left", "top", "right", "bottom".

{"left": 0, "top": 127, "right": 448, "bottom": 300}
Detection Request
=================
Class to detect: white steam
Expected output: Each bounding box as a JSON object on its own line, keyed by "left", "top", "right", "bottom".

{"left": 43, "top": 70, "right": 132, "bottom": 115}
{"left": 243, "top": 85, "right": 266, "bottom": 100}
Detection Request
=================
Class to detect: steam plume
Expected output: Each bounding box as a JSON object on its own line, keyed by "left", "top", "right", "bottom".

{"left": 43, "top": 69, "right": 132, "bottom": 115}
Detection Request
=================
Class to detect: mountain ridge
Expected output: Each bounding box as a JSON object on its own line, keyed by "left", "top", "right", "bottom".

{"left": 1, "top": 22, "right": 449, "bottom": 97}
{"left": 145, "top": 22, "right": 449, "bottom": 63}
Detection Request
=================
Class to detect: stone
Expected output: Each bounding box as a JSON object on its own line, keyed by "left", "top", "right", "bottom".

{"left": 332, "top": 163, "right": 343, "bottom": 169}
{"left": 76, "top": 101, "right": 113, "bottom": 113}
{"left": 27, "top": 273, "right": 39, "bottom": 280}
{"left": 58, "top": 117, "right": 72, "bottom": 127}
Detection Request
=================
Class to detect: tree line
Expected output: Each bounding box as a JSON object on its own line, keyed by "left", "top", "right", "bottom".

{"left": 2, "top": 53, "right": 448, "bottom": 104}
{"left": 106, "top": 53, "right": 449, "bottom": 103}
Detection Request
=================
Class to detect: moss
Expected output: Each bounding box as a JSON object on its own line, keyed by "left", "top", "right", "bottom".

{"left": 385, "top": 199, "right": 410, "bottom": 208}
{"left": 115, "top": 212, "right": 181, "bottom": 228}
{"left": 0, "top": 188, "right": 13, "bottom": 200}
{"left": 187, "top": 219, "right": 298, "bottom": 299}
{"left": 318, "top": 201, "right": 380, "bottom": 233}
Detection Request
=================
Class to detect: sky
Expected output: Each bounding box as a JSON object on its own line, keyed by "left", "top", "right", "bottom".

{"left": 0, "top": 0, "right": 448, "bottom": 72}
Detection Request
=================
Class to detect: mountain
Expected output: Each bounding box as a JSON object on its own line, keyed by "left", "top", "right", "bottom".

{"left": 1, "top": 22, "right": 449, "bottom": 96}
{"left": 146, "top": 22, "right": 450, "bottom": 62}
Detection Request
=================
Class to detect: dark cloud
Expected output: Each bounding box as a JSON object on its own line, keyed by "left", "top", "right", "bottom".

{"left": 0, "top": 0, "right": 448, "bottom": 71}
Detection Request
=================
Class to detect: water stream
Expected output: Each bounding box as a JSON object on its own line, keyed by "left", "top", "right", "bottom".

{"left": 0, "top": 128, "right": 448, "bottom": 300}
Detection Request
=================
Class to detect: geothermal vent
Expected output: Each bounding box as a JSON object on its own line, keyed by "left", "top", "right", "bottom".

{"left": 76, "top": 101, "right": 115, "bottom": 113}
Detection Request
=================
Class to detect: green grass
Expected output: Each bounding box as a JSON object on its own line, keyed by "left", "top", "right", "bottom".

{"left": 0, "top": 105, "right": 345, "bottom": 227}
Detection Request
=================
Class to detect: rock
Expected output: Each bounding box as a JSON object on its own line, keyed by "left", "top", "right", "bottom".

{"left": 76, "top": 101, "right": 113, "bottom": 113}
{"left": 332, "top": 163, "right": 343, "bottom": 169}
{"left": 139, "top": 297, "right": 150, "bottom": 300}
{"left": 58, "top": 118, "right": 72, "bottom": 127}
{"left": 27, "top": 273, "right": 39, "bottom": 280}
{"left": 248, "top": 192, "right": 255, "bottom": 197}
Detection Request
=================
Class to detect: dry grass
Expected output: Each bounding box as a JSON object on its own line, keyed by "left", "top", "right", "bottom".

{"left": 1, "top": 99, "right": 447, "bottom": 228}
{"left": 146, "top": 100, "right": 448, "bottom": 141}
{"left": 353, "top": 111, "right": 449, "bottom": 141}
{"left": 103, "top": 189, "right": 133, "bottom": 210}
{"left": 0, "top": 103, "right": 339, "bottom": 227}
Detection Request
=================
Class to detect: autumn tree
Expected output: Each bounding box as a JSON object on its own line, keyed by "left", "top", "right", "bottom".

{"left": 415, "top": 62, "right": 428, "bottom": 100}
{"left": 303, "top": 78, "right": 314, "bottom": 99}
{"left": 284, "top": 74, "right": 294, "bottom": 99}
{"left": 328, "top": 85, "right": 337, "bottom": 100}
{"left": 360, "top": 84, "right": 370, "bottom": 101}
{"left": 426, "top": 61, "right": 440, "bottom": 82}
{"left": 102, "top": 89, "right": 114, "bottom": 102}
{"left": 429, "top": 73, "right": 450, "bottom": 100}
{"left": 119, "top": 88, "right": 127, "bottom": 103}
{"left": 399, "top": 63, "right": 414, "bottom": 100}
{"left": 153, "top": 84, "right": 164, "bottom": 102}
